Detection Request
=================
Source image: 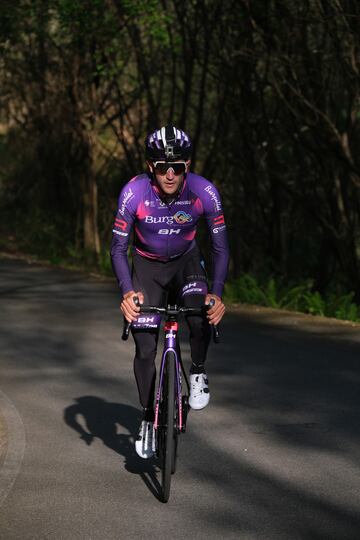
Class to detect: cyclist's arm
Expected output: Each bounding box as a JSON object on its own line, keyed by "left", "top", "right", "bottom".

{"left": 202, "top": 184, "right": 230, "bottom": 298}
{"left": 110, "top": 183, "right": 137, "bottom": 296}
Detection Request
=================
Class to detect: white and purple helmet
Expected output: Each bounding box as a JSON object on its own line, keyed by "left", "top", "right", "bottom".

{"left": 145, "top": 125, "right": 192, "bottom": 161}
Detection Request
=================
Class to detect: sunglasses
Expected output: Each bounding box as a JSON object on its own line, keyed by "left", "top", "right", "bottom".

{"left": 152, "top": 161, "right": 187, "bottom": 175}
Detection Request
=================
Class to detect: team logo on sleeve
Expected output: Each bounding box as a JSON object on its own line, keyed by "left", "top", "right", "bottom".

{"left": 115, "top": 218, "right": 127, "bottom": 230}
{"left": 204, "top": 185, "right": 222, "bottom": 211}
{"left": 113, "top": 218, "right": 128, "bottom": 236}
{"left": 212, "top": 214, "right": 226, "bottom": 234}
{"left": 119, "top": 188, "right": 134, "bottom": 215}
{"left": 213, "top": 215, "right": 225, "bottom": 226}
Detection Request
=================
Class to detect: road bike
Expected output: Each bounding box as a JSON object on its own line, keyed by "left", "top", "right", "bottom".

{"left": 122, "top": 299, "right": 219, "bottom": 503}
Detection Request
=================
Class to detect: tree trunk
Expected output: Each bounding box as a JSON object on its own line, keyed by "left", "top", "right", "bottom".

{"left": 83, "top": 167, "right": 100, "bottom": 255}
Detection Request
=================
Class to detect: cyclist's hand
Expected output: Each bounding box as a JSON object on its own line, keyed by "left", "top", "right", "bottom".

{"left": 205, "top": 293, "right": 225, "bottom": 325}
{"left": 121, "top": 290, "right": 144, "bottom": 322}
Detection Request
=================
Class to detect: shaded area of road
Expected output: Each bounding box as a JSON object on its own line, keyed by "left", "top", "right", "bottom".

{"left": 0, "top": 407, "right": 7, "bottom": 467}
{"left": 0, "top": 255, "right": 359, "bottom": 539}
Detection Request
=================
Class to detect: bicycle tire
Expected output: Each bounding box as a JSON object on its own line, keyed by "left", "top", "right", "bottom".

{"left": 161, "top": 351, "right": 176, "bottom": 503}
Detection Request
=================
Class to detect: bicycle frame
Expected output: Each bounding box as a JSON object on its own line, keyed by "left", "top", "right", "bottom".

{"left": 121, "top": 299, "right": 219, "bottom": 502}
{"left": 121, "top": 300, "right": 219, "bottom": 436}
{"left": 154, "top": 320, "right": 184, "bottom": 432}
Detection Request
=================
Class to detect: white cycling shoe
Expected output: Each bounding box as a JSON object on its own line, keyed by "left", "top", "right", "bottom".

{"left": 189, "top": 373, "right": 210, "bottom": 410}
{"left": 135, "top": 420, "right": 155, "bottom": 459}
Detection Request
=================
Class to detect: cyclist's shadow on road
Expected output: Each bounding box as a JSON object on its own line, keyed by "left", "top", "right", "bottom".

{"left": 63, "top": 396, "right": 162, "bottom": 500}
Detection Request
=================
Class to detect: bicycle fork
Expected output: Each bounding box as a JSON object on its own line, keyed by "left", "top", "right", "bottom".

{"left": 154, "top": 321, "right": 184, "bottom": 432}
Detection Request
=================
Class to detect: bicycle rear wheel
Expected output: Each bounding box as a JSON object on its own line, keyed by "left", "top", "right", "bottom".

{"left": 160, "top": 351, "right": 177, "bottom": 503}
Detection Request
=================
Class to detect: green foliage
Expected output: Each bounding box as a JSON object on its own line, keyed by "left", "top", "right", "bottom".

{"left": 224, "top": 274, "right": 360, "bottom": 323}
{"left": 329, "top": 292, "right": 359, "bottom": 322}
{"left": 13, "top": 209, "right": 69, "bottom": 263}
{"left": 97, "top": 250, "right": 113, "bottom": 276}
{"left": 224, "top": 274, "right": 267, "bottom": 305}
{"left": 1, "top": 211, "right": 114, "bottom": 277}
{"left": 264, "top": 278, "right": 279, "bottom": 308}
{"left": 303, "top": 291, "right": 326, "bottom": 316}
{"left": 280, "top": 283, "right": 312, "bottom": 312}
{"left": 121, "top": 0, "right": 173, "bottom": 46}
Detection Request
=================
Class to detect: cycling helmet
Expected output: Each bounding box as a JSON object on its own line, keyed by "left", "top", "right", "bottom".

{"left": 145, "top": 125, "right": 192, "bottom": 161}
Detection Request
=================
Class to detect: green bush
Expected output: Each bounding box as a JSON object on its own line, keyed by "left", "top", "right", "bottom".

{"left": 225, "top": 274, "right": 268, "bottom": 305}
{"left": 330, "top": 292, "right": 359, "bottom": 322}
{"left": 224, "top": 274, "right": 360, "bottom": 323}
{"left": 303, "top": 291, "right": 326, "bottom": 316}
{"left": 279, "top": 282, "right": 312, "bottom": 311}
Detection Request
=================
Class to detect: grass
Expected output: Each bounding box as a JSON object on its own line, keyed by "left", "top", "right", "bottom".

{"left": 223, "top": 274, "right": 360, "bottom": 323}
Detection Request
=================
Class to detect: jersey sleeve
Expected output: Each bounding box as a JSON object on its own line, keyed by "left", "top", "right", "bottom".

{"left": 110, "top": 183, "right": 137, "bottom": 296}
{"left": 201, "top": 182, "right": 230, "bottom": 297}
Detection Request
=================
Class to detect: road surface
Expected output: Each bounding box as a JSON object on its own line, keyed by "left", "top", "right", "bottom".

{"left": 0, "top": 255, "right": 360, "bottom": 539}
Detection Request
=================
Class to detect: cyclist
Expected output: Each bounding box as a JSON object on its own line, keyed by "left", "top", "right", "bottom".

{"left": 111, "top": 126, "right": 229, "bottom": 458}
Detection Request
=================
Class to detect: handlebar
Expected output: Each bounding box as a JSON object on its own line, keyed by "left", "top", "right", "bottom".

{"left": 121, "top": 297, "right": 220, "bottom": 343}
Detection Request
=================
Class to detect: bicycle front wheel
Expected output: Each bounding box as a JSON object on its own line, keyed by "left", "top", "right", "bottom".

{"left": 161, "top": 351, "right": 177, "bottom": 503}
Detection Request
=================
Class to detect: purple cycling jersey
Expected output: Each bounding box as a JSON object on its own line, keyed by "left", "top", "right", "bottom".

{"left": 110, "top": 172, "right": 229, "bottom": 297}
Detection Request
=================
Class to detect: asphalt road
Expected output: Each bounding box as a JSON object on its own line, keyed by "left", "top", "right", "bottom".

{"left": 0, "top": 255, "right": 360, "bottom": 540}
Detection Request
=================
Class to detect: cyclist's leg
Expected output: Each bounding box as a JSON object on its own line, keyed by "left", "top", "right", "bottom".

{"left": 133, "top": 332, "right": 157, "bottom": 419}
{"left": 184, "top": 292, "right": 211, "bottom": 374}
{"left": 173, "top": 248, "right": 211, "bottom": 374}
{"left": 131, "top": 254, "right": 167, "bottom": 419}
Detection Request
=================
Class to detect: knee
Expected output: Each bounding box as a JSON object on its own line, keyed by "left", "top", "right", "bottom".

{"left": 187, "top": 315, "right": 210, "bottom": 337}
{"left": 135, "top": 346, "right": 156, "bottom": 363}
{"left": 133, "top": 332, "right": 157, "bottom": 363}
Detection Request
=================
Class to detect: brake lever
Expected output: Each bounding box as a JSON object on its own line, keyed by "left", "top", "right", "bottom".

{"left": 207, "top": 299, "right": 220, "bottom": 344}
{"left": 122, "top": 318, "right": 131, "bottom": 341}
{"left": 122, "top": 296, "right": 140, "bottom": 341}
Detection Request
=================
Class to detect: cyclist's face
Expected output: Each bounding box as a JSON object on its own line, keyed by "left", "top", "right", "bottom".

{"left": 148, "top": 161, "right": 190, "bottom": 196}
